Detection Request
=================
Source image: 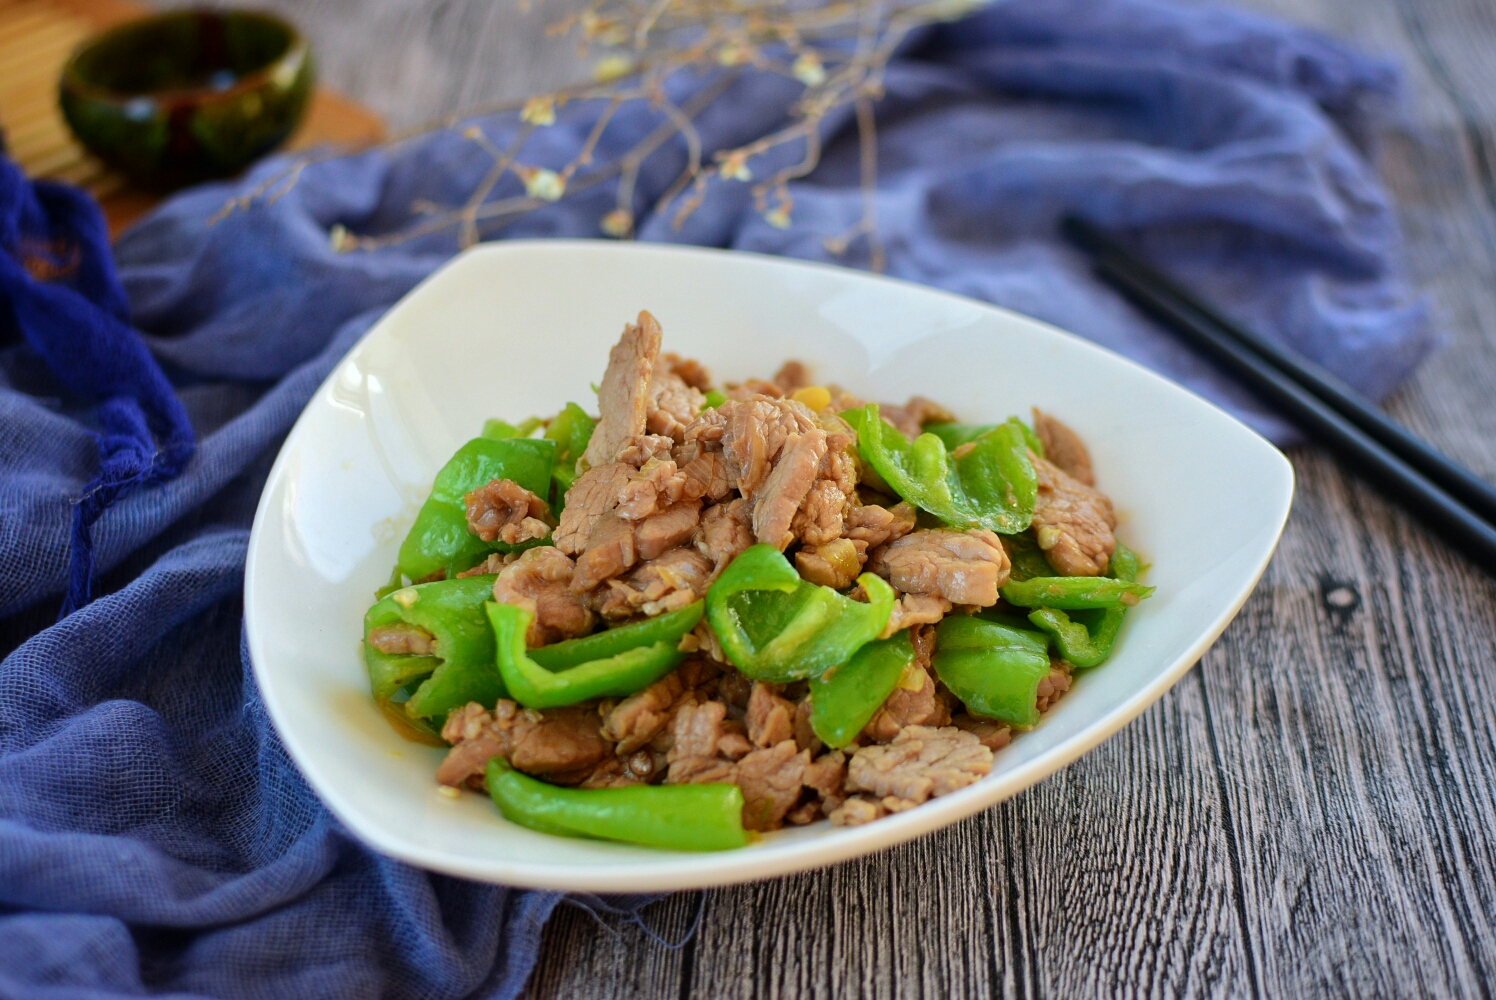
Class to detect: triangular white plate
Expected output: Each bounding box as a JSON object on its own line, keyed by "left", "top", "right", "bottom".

{"left": 246, "top": 241, "right": 1293, "bottom": 892}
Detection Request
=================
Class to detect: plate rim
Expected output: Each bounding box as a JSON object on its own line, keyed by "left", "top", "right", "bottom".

{"left": 245, "top": 238, "right": 1294, "bottom": 892}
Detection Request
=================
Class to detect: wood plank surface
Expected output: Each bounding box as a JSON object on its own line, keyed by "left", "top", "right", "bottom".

{"left": 124, "top": 0, "right": 1496, "bottom": 995}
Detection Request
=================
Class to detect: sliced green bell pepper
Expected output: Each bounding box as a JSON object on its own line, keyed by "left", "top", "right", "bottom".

{"left": 363, "top": 575, "right": 505, "bottom": 719}
{"left": 485, "top": 757, "right": 749, "bottom": 850}
{"left": 487, "top": 602, "right": 685, "bottom": 708}
{"left": 397, "top": 436, "right": 556, "bottom": 582}
{"left": 528, "top": 601, "right": 702, "bottom": 670}
{"left": 482, "top": 416, "right": 544, "bottom": 440}
{"left": 1024, "top": 542, "right": 1145, "bottom": 671}
{"left": 544, "top": 402, "right": 595, "bottom": 497}
{"left": 705, "top": 544, "right": 895, "bottom": 683}
{"left": 1002, "top": 530, "right": 1055, "bottom": 583}
{"left": 702, "top": 389, "right": 728, "bottom": 409}
{"left": 925, "top": 416, "right": 1044, "bottom": 458}
{"left": 842, "top": 405, "right": 1036, "bottom": 535}
{"left": 1000, "top": 575, "right": 1154, "bottom": 610}
{"left": 932, "top": 615, "right": 1052, "bottom": 728}
{"left": 809, "top": 630, "right": 916, "bottom": 749}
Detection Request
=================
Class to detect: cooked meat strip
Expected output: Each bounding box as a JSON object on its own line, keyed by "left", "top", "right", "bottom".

{"left": 793, "top": 698, "right": 822, "bottom": 756}
{"left": 715, "top": 396, "right": 818, "bottom": 498}
{"left": 774, "top": 361, "right": 810, "bottom": 392}
{"left": 366, "top": 622, "right": 435, "bottom": 656}
{"left": 790, "top": 478, "right": 847, "bottom": 548}
{"left": 878, "top": 396, "right": 956, "bottom": 440}
{"left": 950, "top": 714, "right": 1012, "bottom": 751}
{"left": 601, "top": 668, "right": 691, "bottom": 753}
{"left": 694, "top": 498, "right": 755, "bottom": 574}
{"left": 665, "top": 700, "right": 733, "bottom": 782}
{"left": 616, "top": 459, "right": 687, "bottom": 521}
{"left": 582, "top": 311, "right": 661, "bottom": 469}
{"left": 662, "top": 352, "right": 712, "bottom": 391}
{"left": 491, "top": 546, "right": 595, "bottom": 646}
{"left": 554, "top": 462, "right": 633, "bottom": 556}
{"left": 1032, "top": 408, "right": 1095, "bottom": 487}
{"left": 844, "top": 502, "right": 917, "bottom": 549}
{"left": 456, "top": 551, "right": 521, "bottom": 578}
{"left": 675, "top": 444, "right": 733, "bottom": 502}
{"left": 647, "top": 367, "right": 706, "bottom": 442}
{"left": 733, "top": 742, "right": 810, "bottom": 831}
{"left": 844, "top": 725, "right": 992, "bottom": 806}
{"left": 747, "top": 683, "right": 796, "bottom": 748}
{"left": 1034, "top": 665, "right": 1073, "bottom": 715}
{"left": 578, "top": 756, "right": 643, "bottom": 789}
{"left": 868, "top": 528, "right": 1011, "bottom": 606}
{"left": 594, "top": 546, "right": 713, "bottom": 619}
{"left": 751, "top": 427, "right": 827, "bottom": 550}
{"left": 437, "top": 700, "right": 610, "bottom": 787}
{"left": 879, "top": 593, "right": 952, "bottom": 639}
{"left": 1030, "top": 454, "right": 1116, "bottom": 576}
{"left": 795, "top": 537, "right": 863, "bottom": 590}
{"left": 571, "top": 511, "right": 637, "bottom": 592}
{"left": 860, "top": 662, "right": 950, "bottom": 743}
{"left": 463, "top": 478, "right": 555, "bottom": 545}
{"left": 724, "top": 378, "right": 784, "bottom": 400}
{"left": 828, "top": 796, "right": 887, "bottom": 826}
{"left": 635, "top": 503, "right": 703, "bottom": 561}
{"left": 615, "top": 434, "right": 675, "bottom": 467}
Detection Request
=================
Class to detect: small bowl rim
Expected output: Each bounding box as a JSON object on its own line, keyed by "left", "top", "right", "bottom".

{"left": 60, "top": 8, "right": 309, "bottom": 109}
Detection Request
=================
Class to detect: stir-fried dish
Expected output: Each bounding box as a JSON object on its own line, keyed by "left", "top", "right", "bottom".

{"left": 363, "top": 311, "right": 1152, "bottom": 850}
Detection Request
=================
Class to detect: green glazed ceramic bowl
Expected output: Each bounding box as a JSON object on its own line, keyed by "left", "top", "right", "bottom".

{"left": 60, "top": 9, "right": 314, "bottom": 188}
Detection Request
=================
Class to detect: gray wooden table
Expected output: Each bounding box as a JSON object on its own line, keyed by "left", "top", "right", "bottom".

{"left": 159, "top": 0, "right": 1496, "bottom": 994}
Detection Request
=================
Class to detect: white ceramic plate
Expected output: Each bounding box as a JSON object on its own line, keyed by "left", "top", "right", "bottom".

{"left": 245, "top": 240, "right": 1293, "bottom": 892}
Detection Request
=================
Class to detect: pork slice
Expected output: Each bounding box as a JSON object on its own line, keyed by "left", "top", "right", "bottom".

{"left": 725, "top": 378, "right": 784, "bottom": 401}
{"left": 1032, "top": 408, "right": 1095, "bottom": 486}
{"left": 793, "top": 698, "right": 822, "bottom": 756}
{"left": 636, "top": 503, "right": 702, "bottom": 561}
{"left": 1034, "top": 665, "right": 1073, "bottom": 714}
{"left": 878, "top": 593, "right": 952, "bottom": 639}
{"left": 555, "top": 462, "right": 634, "bottom": 556}
{"left": 492, "top": 546, "right": 595, "bottom": 646}
{"left": 950, "top": 714, "right": 1012, "bottom": 751}
{"left": 790, "top": 478, "right": 847, "bottom": 547}
{"left": 615, "top": 459, "right": 686, "bottom": 521}
{"left": 572, "top": 511, "right": 638, "bottom": 592}
{"left": 463, "top": 478, "right": 555, "bottom": 544}
{"left": 456, "top": 551, "right": 520, "bottom": 578}
{"left": 844, "top": 725, "right": 992, "bottom": 804}
{"left": 436, "top": 700, "right": 610, "bottom": 786}
{"left": 868, "top": 528, "right": 1010, "bottom": 606}
{"left": 828, "top": 795, "right": 888, "bottom": 826}
{"left": 595, "top": 545, "right": 713, "bottom": 620}
{"left": 860, "top": 664, "right": 950, "bottom": 743}
{"left": 752, "top": 428, "right": 828, "bottom": 551}
{"left": 647, "top": 367, "right": 706, "bottom": 442}
{"left": 746, "top": 683, "right": 796, "bottom": 748}
{"left": 367, "top": 622, "right": 435, "bottom": 656}
{"left": 795, "top": 537, "right": 863, "bottom": 590}
{"left": 878, "top": 396, "right": 955, "bottom": 440}
{"left": 665, "top": 699, "right": 730, "bottom": 782}
{"left": 578, "top": 756, "right": 644, "bottom": 788}
{"left": 694, "top": 498, "right": 754, "bottom": 574}
{"left": 734, "top": 741, "right": 809, "bottom": 832}
{"left": 582, "top": 311, "right": 661, "bottom": 468}
{"left": 720, "top": 396, "right": 818, "bottom": 497}
{"left": 844, "top": 502, "right": 917, "bottom": 549}
{"left": 601, "top": 669, "right": 689, "bottom": 752}
{"left": 773, "top": 361, "right": 810, "bottom": 392}
{"left": 676, "top": 446, "right": 732, "bottom": 502}
{"left": 662, "top": 352, "right": 712, "bottom": 391}
{"left": 1031, "top": 454, "right": 1116, "bottom": 576}
{"left": 615, "top": 434, "right": 675, "bottom": 468}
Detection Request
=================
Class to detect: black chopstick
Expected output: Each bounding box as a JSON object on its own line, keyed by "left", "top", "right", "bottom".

{"left": 1059, "top": 215, "right": 1496, "bottom": 577}
{"left": 1063, "top": 216, "right": 1496, "bottom": 527}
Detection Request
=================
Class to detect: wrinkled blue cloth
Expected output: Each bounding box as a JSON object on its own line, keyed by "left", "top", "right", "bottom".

{"left": 0, "top": 1, "right": 1431, "bottom": 997}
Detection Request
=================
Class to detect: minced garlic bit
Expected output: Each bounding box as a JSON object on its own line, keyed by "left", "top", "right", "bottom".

{"left": 436, "top": 784, "right": 462, "bottom": 800}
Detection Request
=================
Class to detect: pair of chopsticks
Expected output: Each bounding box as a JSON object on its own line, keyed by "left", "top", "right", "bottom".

{"left": 1061, "top": 215, "right": 1496, "bottom": 577}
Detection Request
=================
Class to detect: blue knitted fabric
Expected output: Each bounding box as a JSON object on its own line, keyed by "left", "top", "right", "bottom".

{"left": 0, "top": 1, "right": 1430, "bottom": 997}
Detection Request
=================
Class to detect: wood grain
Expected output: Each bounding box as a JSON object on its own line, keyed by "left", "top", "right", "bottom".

{"left": 117, "top": 0, "right": 1496, "bottom": 995}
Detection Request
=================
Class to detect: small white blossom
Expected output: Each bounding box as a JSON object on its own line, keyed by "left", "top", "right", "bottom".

{"left": 521, "top": 167, "right": 566, "bottom": 201}
{"left": 600, "top": 209, "right": 633, "bottom": 238}
{"left": 792, "top": 52, "right": 826, "bottom": 87}
{"left": 592, "top": 54, "right": 636, "bottom": 83}
{"left": 521, "top": 96, "right": 556, "bottom": 126}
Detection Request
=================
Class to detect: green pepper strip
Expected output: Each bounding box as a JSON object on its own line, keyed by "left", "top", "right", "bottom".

{"left": 925, "top": 416, "right": 1045, "bottom": 458}
{"left": 1024, "top": 542, "right": 1145, "bottom": 671}
{"left": 398, "top": 437, "right": 557, "bottom": 582}
{"left": 809, "top": 631, "right": 916, "bottom": 749}
{"left": 702, "top": 389, "right": 728, "bottom": 409}
{"left": 487, "top": 603, "right": 686, "bottom": 708}
{"left": 482, "top": 416, "right": 544, "bottom": 440}
{"left": 932, "top": 615, "right": 1052, "bottom": 728}
{"left": 529, "top": 601, "right": 703, "bottom": 670}
{"left": 363, "top": 575, "right": 505, "bottom": 719}
{"left": 1000, "top": 574, "right": 1154, "bottom": 610}
{"left": 705, "top": 544, "right": 896, "bottom": 683}
{"left": 544, "top": 402, "right": 595, "bottom": 498}
{"left": 1000, "top": 531, "right": 1055, "bottom": 583}
{"left": 842, "top": 405, "right": 1036, "bottom": 535}
{"left": 485, "top": 757, "right": 749, "bottom": 850}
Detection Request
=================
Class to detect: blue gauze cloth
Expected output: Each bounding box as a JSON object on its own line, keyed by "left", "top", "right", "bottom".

{"left": 0, "top": 1, "right": 1433, "bottom": 997}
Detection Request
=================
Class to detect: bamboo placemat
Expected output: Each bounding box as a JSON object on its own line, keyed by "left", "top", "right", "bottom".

{"left": 0, "top": 0, "right": 385, "bottom": 236}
